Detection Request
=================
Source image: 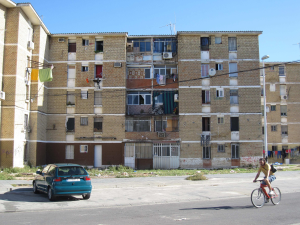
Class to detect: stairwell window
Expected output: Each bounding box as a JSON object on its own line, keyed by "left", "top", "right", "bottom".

{"left": 94, "top": 91, "right": 102, "bottom": 105}
{"left": 201, "top": 37, "right": 210, "bottom": 51}
{"left": 229, "top": 63, "right": 238, "bottom": 77}
{"left": 201, "top": 64, "right": 209, "bottom": 78}
{"left": 281, "top": 105, "right": 287, "bottom": 116}
{"left": 65, "top": 145, "right": 74, "bottom": 160}
{"left": 202, "top": 90, "right": 210, "bottom": 104}
{"left": 68, "top": 40, "right": 76, "bottom": 52}
{"left": 231, "top": 144, "right": 239, "bottom": 159}
{"left": 67, "top": 91, "right": 75, "bottom": 105}
{"left": 95, "top": 41, "right": 103, "bottom": 52}
{"left": 281, "top": 125, "right": 288, "bottom": 136}
{"left": 228, "top": 37, "right": 237, "bottom": 51}
{"left": 230, "top": 117, "right": 239, "bottom": 131}
{"left": 230, "top": 90, "right": 239, "bottom": 104}
{"left": 94, "top": 117, "right": 103, "bottom": 132}
{"left": 66, "top": 118, "right": 75, "bottom": 132}
{"left": 202, "top": 117, "right": 210, "bottom": 131}
{"left": 279, "top": 66, "right": 285, "bottom": 76}
{"left": 203, "top": 146, "right": 211, "bottom": 159}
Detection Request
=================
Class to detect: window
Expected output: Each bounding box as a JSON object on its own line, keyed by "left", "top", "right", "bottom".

{"left": 42, "top": 165, "right": 51, "bottom": 174}
{"left": 154, "top": 65, "right": 177, "bottom": 77}
{"left": 230, "top": 90, "right": 238, "bottom": 104}
{"left": 94, "top": 91, "right": 102, "bottom": 105}
{"left": 218, "top": 145, "right": 225, "bottom": 153}
{"left": 155, "top": 120, "right": 167, "bottom": 132}
{"left": 154, "top": 94, "right": 163, "bottom": 104}
{"left": 271, "top": 125, "right": 277, "bottom": 131}
{"left": 80, "top": 117, "right": 88, "bottom": 126}
{"left": 66, "top": 118, "right": 75, "bottom": 132}
{"left": 269, "top": 66, "right": 274, "bottom": 71}
{"left": 95, "top": 41, "right": 103, "bottom": 52}
{"left": 132, "top": 39, "right": 151, "bottom": 52}
{"left": 201, "top": 64, "right": 209, "bottom": 78}
{"left": 229, "top": 63, "right": 238, "bottom": 77}
{"left": 203, "top": 146, "right": 211, "bottom": 159}
{"left": 201, "top": 37, "right": 210, "bottom": 51}
{"left": 153, "top": 38, "right": 177, "bottom": 53}
{"left": 81, "top": 90, "right": 88, "bottom": 99}
{"left": 125, "top": 117, "right": 151, "bottom": 132}
{"left": 82, "top": 39, "right": 89, "bottom": 46}
{"left": 271, "top": 105, "right": 276, "bottom": 111}
{"left": 279, "top": 66, "right": 285, "bottom": 76}
{"left": 24, "top": 114, "right": 28, "bottom": 129}
{"left": 261, "top": 105, "right": 264, "bottom": 116}
{"left": 94, "top": 117, "right": 103, "bottom": 132}
{"left": 228, "top": 37, "right": 237, "bottom": 51}
{"left": 202, "top": 90, "right": 210, "bottom": 104}
{"left": 270, "top": 84, "right": 276, "bottom": 92}
{"left": 215, "top": 63, "right": 223, "bottom": 70}
{"left": 68, "top": 41, "right": 76, "bottom": 52}
{"left": 216, "top": 89, "right": 224, "bottom": 98}
{"left": 280, "top": 105, "right": 287, "bottom": 116}
{"left": 67, "top": 91, "right": 75, "bottom": 105}
{"left": 281, "top": 125, "right": 288, "bottom": 136}
{"left": 127, "top": 92, "right": 151, "bottom": 105}
{"left": 230, "top": 117, "right": 239, "bottom": 131}
{"left": 82, "top": 66, "right": 88, "bottom": 72}
{"left": 272, "top": 146, "right": 278, "bottom": 151}
{"left": 218, "top": 117, "right": 224, "bottom": 124}
{"left": 262, "top": 126, "right": 264, "bottom": 135}
{"left": 231, "top": 144, "right": 239, "bottom": 159}
{"left": 202, "top": 117, "right": 210, "bottom": 131}
{"left": 145, "top": 68, "right": 151, "bottom": 79}
{"left": 215, "top": 37, "right": 222, "bottom": 44}
{"left": 280, "top": 85, "right": 286, "bottom": 96}
{"left": 80, "top": 145, "right": 88, "bottom": 153}
{"left": 261, "top": 88, "right": 264, "bottom": 97}
{"left": 95, "top": 65, "right": 102, "bottom": 78}
{"left": 65, "top": 145, "right": 74, "bottom": 159}
{"left": 48, "top": 166, "right": 56, "bottom": 176}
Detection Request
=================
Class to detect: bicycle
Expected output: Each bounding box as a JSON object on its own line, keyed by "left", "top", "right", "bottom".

{"left": 251, "top": 179, "right": 281, "bottom": 208}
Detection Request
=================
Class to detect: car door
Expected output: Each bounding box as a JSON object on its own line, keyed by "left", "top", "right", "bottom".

{"left": 39, "top": 165, "right": 51, "bottom": 192}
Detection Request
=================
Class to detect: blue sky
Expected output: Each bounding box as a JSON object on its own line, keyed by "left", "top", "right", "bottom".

{"left": 17, "top": 0, "right": 300, "bottom": 62}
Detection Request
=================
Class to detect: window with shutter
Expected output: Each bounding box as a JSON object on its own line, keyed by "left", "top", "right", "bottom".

{"left": 94, "top": 91, "right": 102, "bottom": 105}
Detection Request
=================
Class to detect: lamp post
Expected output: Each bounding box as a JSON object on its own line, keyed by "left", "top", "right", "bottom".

{"left": 261, "top": 55, "right": 269, "bottom": 157}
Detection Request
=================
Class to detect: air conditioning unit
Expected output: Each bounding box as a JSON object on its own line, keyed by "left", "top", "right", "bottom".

{"left": 0, "top": 91, "right": 5, "bottom": 100}
{"left": 174, "top": 94, "right": 179, "bottom": 102}
{"left": 27, "top": 41, "right": 34, "bottom": 50}
{"left": 58, "top": 38, "right": 65, "bottom": 43}
{"left": 80, "top": 145, "right": 88, "bottom": 153}
{"left": 114, "top": 62, "right": 122, "bottom": 68}
{"left": 157, "top": 132, "right": 166, "bottom": 138}
{"left": 163, "top": 52, "right": 173, "bottom": 59}
{"left": 281, "top": 95, "right": 288, "bottom": 100}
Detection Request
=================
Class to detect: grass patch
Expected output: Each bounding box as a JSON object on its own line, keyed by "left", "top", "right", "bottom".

{"left": 186, "top": 173, "right": 207, "bottom": 181}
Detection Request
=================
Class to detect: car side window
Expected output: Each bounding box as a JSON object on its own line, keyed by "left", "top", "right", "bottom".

{"left": 42, "top": 165, "right": 51, "bottom": 174}
{"left": 48, "top": 166, "right": 56, "bottom": 176}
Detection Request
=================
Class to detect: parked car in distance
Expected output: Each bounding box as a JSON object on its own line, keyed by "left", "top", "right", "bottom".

{"left": 33, "top": 163, "right": 92, "bottom": 201}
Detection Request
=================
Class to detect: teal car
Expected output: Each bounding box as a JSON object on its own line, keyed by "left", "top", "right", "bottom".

{"left": 33, "top": 163, "right": 92, "bottom": 201}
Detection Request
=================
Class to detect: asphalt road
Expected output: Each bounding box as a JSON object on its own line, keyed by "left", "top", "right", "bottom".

{"left": 1, "top": 192, "right": 299, "bottom": 225}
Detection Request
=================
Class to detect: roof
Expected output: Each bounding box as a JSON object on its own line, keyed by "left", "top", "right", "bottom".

{"left": 51, "top": 32, "right": 128, "bottom": 37}
{"left": 177, "top": 31, "right": 263, "bottom": 35}
{"left": 0, "top": 0, "right": 16, "bottom": 7}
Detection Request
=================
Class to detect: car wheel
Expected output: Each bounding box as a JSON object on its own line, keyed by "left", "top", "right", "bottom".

{"left": 33, "top": 182, "right": 39, "bottom": 194}
{"left": 82, "top": 193, "right": 90, "bottom": 200}
{"left": 47, "top": 187, "right": 56, "bottom": 201}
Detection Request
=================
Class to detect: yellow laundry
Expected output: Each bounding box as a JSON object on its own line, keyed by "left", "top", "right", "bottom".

{"left": 31, "top": 69, "right": 39, "bottom": 81}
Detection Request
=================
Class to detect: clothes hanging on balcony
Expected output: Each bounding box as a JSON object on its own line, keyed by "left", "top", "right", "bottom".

{"left": 277, "top": 151, "right": 282, "bottom": 158}
{"left": 31, "top": 69, "right": 39, "bottom": 81}
{"left": 39, "top": 68, "right": 53, "bottom": 82}
{"left": 156, "top": 73, "right": 160, "bottom": 84}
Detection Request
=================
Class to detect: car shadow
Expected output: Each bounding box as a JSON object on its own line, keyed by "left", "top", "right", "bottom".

{"left": 0, "top": 188, "right": 84, "bottom": 202}
{"left": 180, "top": 205, "right": 255, "bottom": 210}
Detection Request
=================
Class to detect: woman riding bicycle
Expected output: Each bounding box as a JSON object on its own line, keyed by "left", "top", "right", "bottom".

{"left": 253, "top": 158, "right": 276, "bottom": 195}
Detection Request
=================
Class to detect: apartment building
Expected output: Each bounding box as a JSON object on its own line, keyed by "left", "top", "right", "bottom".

{"left": 124, "top": 35, "right": 179, "bottom": 169}
{"left": 178, "top": 31, "right": 263, "bottom": 168}
{"left": 261, "top": 62, "right": 300, "bottom": 164}
{"left": 0, "top": 1, "right": 50, "bottom": 168}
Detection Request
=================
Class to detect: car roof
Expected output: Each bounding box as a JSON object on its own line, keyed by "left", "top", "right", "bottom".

{"left": 52, "top": 163, "right": 82, "bottom": 167}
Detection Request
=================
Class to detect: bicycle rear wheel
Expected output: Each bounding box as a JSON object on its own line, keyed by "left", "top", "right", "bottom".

{"left": 271, "top": 187, "right": 281, "bottom": 205}
{"left": 251, "top": 188, "right": 265, "bottom": 208}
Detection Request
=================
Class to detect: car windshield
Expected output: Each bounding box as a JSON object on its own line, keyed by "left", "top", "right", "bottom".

{"left": 57, "top": 166, "right": 88, "bottom": 176}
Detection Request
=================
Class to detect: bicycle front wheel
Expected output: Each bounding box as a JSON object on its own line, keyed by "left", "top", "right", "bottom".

{"left": 251, "top": 188, "right": 265, "bottom": 208}
{"left": 271, "top": 187, "right": 281, "bottom": 205}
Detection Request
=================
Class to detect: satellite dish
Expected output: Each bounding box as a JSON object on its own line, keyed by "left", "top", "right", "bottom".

{"left": 209, "top": 68, "right": 216, "bottom": 76}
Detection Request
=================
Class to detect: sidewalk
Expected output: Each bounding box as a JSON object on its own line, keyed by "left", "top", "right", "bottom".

{"left": 0, "top": 171, "right": 299, "bottom": 213}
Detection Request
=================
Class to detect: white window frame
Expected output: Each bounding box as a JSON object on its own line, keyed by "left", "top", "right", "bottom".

{"left": 216, "top": 63, "right": 223, "bottom": 71}
{"left": 80, "top": 117, "right": 88, "bottom": 126}
{"left": 127, "top": 92, "right": 151, "bottom": 105}
{"left": 66, "top": 145, "right": 74, "bottom": 159}
{"left": 215, "top": 37, "right": 222, "bottom": 44}
{"left": 218, "top": 144, "right": 225, "bottom": 153}
{"left": 154, "top": 66, "right": 177, "bottom": 77}
{"left": 80, "top": 145, "right": 88, "bottom": 153}
{"left": 217, "top": 116, "right": 224, "bottom": 124}
{"left": 82, "top": 39, "right": 89, "bottom": 46}
{"left": 216, "top": 88, "right": 224, "bottom": 98}
{"left": 82, "top": 66, "right": 89, "bottom": 72}
{"left": 81, "top": 90, "right": 88, "bottom": 99}
{"left": 270, "top": 84, "right": 276, "bottom": 92}
{"left": 201, "top": 64, "right": 209, "bottom": 78}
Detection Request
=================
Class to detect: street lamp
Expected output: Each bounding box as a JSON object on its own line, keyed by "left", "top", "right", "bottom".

{"left": 261, "top": 55, "right": 269, "bottom": 158}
